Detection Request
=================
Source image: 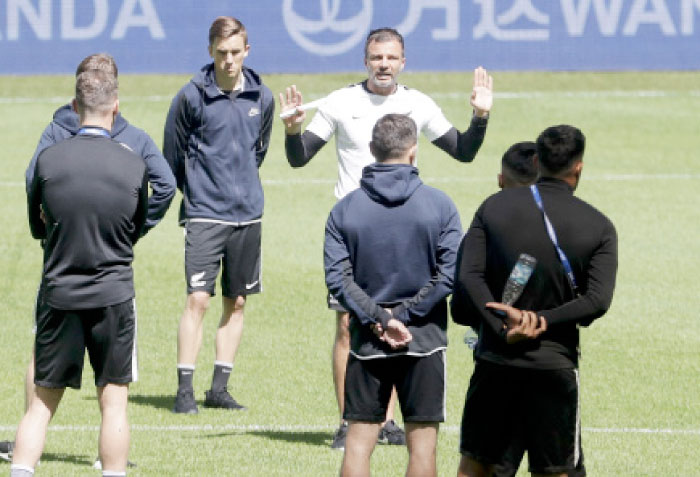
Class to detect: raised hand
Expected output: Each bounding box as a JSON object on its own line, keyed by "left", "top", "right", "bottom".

{"left": 279, "top": 84, "right": 306, "bottom": 134}
{"left": 470, "top": 66, "right": 493, "bottom": 118}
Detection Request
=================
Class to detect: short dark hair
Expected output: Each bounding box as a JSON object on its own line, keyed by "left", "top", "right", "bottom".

{"left": 536, "top": 125, "right": 586, "bottom": 176}
{"left": 75, "top": 53, "right": 118, "bottom": 78}
{"left": 364, "top": 28, "right": 404, "bottom": 58}
{"left": 502, "top": 141, "right": 538, "bottom": 186}
{"left": 370, "top": 114, "right": 417, "bottom": 162}
{"left": 75, "top": 69, "right": 118, "bottom": 115}
{"left": 209, "top": 16, "right": 247, "bottom": 46}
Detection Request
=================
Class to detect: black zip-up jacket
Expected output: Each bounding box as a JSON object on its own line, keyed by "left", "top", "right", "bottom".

{"left": 452, "top": 177, "right": 618, "bottom": 369}
{"left": 163, "top": 64, "right": 275, "bottom": 224}
{"left": 28, "top": 131, "right": 148, "bottom": 310}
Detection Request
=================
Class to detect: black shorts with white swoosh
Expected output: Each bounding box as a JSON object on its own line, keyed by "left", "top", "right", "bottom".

{"left": 184, "top": 221, "right": 261, "bottom": 297}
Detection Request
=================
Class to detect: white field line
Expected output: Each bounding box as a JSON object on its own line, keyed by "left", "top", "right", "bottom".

{"left": 0, "top": 424, "right": 699, "bottom": 435}
{"left": 2, "top": 90, "right": 700, "bottom": 104}
{"left": 3, "top": 174, "right": 699, "bottom": 189}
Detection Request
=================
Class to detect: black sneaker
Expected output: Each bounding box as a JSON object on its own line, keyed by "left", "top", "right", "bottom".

{"left": 330, "top": 422, "right": 348, "bottom": 450}
{"left": 0, "top": 440, "right": 13, "bottom": 462}
{"left": 173, "top": 389, "right": 198, "bottom": 414}
{"left": 378, "top": 420, "right": 406, "bottom": 445}
{"left": 203, "top": 388, "right": 246, "bottom": 410}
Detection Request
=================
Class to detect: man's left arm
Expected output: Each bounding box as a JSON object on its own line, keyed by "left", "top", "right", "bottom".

{"left": 139, "top": 134, "right": 176, "bottom": 235}
{"left": 391, "top": 201, "right": 463, "bottom": 323}
{"left": 539, "top": 220, "right": 618, "bottom": 326}
{"left": 431, "top": 67, "right": 492, "bottom": 163}
{"left": 255, "top": 87, "right": 276, "bottom": 167}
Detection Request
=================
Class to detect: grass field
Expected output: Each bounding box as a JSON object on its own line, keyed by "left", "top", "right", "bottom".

{"left": 1, "top": 70, "right": 699, "bottom": 476}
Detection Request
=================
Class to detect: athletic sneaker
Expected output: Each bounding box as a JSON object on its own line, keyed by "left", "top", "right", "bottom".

{"left": 0, "top": 440, "right": 13, "bottom": 462}
{"left": 203, "top": 388, "right": 246, "bottom": 410}
{"left": 172, "top": 389, "right": 198, "bottom": 414}
{"left": 93, "top": 458, "right": 137, "bottom": 470}
{"left": 330, "top": 422, "right": 348, "bottom": 450}
{"left": 378, "top": 420, "right": 406, "bottom": 445}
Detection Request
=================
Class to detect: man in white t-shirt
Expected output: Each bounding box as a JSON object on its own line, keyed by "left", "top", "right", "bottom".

{"left": 280, "top": 27, "right": 493, "bottom": 450}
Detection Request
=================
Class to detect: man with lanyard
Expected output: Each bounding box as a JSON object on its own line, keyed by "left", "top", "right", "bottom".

{"left": 14, "top": 68, "right": 148, "bottom": 477}
{"left": 280, "top": 27, "right": 493, "bottom": 449}
{"left": 0, "top": 53, "right": 175, "bottom": 468}
{"left": 164, "top": 16, "right": 275, "bottom": 414}
{"left": 453, "top": 125, "right": 618, "bottom": 477}
{"left": 452, "top": 140, "right": 586, "bottom": 477}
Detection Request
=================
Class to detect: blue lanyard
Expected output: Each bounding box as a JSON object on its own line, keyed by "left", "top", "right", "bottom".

{"left": 529, "top": 185, "right": 579, "bottom": 294}
{"left": 78, "top": 127, "right": 110, "bottom": 137}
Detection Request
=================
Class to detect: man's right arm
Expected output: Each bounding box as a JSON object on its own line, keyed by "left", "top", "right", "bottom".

{"left": 285, "top": 131, "right": 328, "bottom": 168}
{"left": 26, "top": 123, "right": 65, "bottom": 192}
{"left": 279, "top": 85, "right": 330, "bottom": 168}
{"left": 454, "top": 207, "right": 510, "bottom": 339}
{"left": 163, "top": 89, "right": 193, "bottom": 191}
{"left": 324, "top": 209, "right": 393, "bottom": 329}
{"left": 27, "top": 158, "right": 46, "bottom": 240}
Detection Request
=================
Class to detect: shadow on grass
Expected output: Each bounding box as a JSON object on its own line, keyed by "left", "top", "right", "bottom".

{"left": 201, "top": 430, "right": 330, "bottom": 447}
{"left": 127, "top": 394, "right": 176, "bottom": 411}
{"left": 40, "top": 452, "right": 93, "bottom": 466}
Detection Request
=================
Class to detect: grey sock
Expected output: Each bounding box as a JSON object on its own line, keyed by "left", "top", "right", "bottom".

{"left": 210, "top": 362, "right": 233, "bottom": 391}
{"left": 177, "top": 365, "right": 194, "bottom": 392}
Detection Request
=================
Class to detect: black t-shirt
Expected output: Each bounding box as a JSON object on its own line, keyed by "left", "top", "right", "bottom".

{"left": 28, "top": 131, "right": 148, "bottom": 310}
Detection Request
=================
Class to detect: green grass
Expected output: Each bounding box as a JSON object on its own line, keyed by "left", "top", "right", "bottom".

{"left": 1, "top": 70, "right": 699, "bottom": 476}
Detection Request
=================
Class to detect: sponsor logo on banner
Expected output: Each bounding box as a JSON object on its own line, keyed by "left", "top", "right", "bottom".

{"left": 282, "top": 0, "right": 373, "bottom": 56}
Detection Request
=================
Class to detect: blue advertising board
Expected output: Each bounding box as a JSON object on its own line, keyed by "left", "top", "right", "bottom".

{"left": 1, "top": 0, "right": 699, "bottom": 74}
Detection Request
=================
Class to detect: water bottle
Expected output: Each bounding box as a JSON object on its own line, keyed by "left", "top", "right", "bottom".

{"left": 501, "top": 253, "right": 537, "bottom": 306}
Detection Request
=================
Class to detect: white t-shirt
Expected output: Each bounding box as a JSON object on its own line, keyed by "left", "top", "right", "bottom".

{"left": 306, "top": 83, "right": 453, "bottom": 199}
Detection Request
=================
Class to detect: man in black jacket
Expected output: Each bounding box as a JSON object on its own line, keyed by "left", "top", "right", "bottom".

{"left": 14, "top": 69, "right": 147, "bottom": 477}
{"left": 325, "top": 114, "right": 462, "bottom": 476}
{"left": 454, "top": 125, "right": 617, "bottom": 477}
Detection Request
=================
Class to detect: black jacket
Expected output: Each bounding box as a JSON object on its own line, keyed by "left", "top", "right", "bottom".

{"left": 163, "top": 64, "right": 275, "bottom": 224}
{"left": 452, "top": 177, "right": 617, "bottom": 368}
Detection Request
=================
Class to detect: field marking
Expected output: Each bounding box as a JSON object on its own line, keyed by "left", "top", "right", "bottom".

{"left": 1, "top": 424, "right": 699, "bottom": 436}
{"left": 2, "top": 174, "right": 700, "bottom": 190}
{"left": 2, "top": 90, "right": 700, "bottom": 105}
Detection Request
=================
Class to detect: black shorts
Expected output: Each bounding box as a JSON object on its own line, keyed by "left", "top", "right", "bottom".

{"left": 459, "top": 361, "right": 582, "bottom": 475}
{"left": 34, "top": 299, "right": 137, "bottom": 389}
{"left": 184, "top": 221, "right": 262, "bottom": 297}
{"left": 344, "top": 350, "right": 446, "bottom": 423}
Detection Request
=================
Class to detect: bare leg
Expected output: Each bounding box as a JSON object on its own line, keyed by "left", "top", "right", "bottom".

{"left": 24, "top": 352, "right": 35, "bottom": 413}
{"left": 405, "top": 422, "right": 438, "bottom": 477}
{"left": 177, "top": 291, "right": 211, "bottom": 365}
{"left": 12, "top": 385, "right": 64, "bottom": 468}
{"left": 340, "top": 421, "right": 381, "bottom": 477}
{"left": 457, "top": 455, "right": 492, "bottom": 477}
{"left": 97, "top": 384, "right": 129, "bottom": 473}
{"left": 333, "top": 311, "right": 350, "bottom": 425}
{"left": 215, "top": 296, "right": 246, "bottom": 363}
{"left": 385, "top": 388, "right": 398, "bottom": 423}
